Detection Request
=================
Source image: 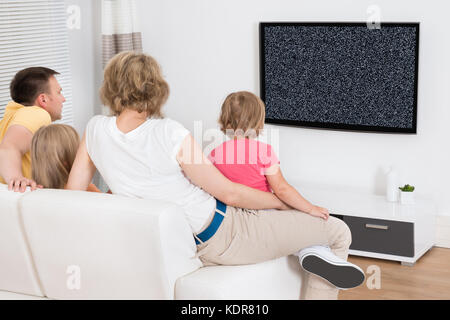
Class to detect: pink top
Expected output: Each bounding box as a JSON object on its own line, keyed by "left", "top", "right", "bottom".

{"left": 208, "top": 139, "right": 280, "bottom": 192}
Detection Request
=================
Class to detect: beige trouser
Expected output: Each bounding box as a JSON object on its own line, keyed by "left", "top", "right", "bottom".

{"left": 195, "top": 206, "right": 352, "bottom": 300}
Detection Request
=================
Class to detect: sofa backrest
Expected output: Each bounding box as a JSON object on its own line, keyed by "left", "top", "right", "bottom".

{"left": 0, "top": 184, "right": 44, "bottom": 297}
{"left": 17, "top": 188, "right": 202, "bottom": 299}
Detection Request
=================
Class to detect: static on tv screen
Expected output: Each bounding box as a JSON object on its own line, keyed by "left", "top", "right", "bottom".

{"left": 260, "top": 22, "right": 419, "bottom": 133}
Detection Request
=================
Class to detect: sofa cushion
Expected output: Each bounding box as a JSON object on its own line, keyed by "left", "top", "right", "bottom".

{"left": 19, "top": 189, "right": 202, "bottom": 299}
{"left": 175, "top": 255, "right": 306, "bottom": 299}
{"left": 0, "top": 184, "right": 44, "bottom": 297}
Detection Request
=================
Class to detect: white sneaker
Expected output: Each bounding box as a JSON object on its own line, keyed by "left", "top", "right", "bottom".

{"left": 296, "top": 245, "right": 365, "bottom": 290}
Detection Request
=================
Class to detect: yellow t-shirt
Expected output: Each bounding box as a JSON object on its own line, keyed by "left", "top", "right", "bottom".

{"left": 0, "top": 101, "right": 51, "bottom": 184}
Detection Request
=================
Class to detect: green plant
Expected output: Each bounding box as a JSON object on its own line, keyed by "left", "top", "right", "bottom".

{"left": 399, "top": 184, "right": 415, "bottom": 192}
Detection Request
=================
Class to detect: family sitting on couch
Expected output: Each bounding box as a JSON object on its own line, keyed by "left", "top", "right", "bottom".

{"left": 0, "top": 51, "right": 365, "bottom": 300}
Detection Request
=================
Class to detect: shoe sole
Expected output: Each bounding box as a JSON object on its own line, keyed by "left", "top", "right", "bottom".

{"left": 301, "top": 254, "right": 365, "bottom": 290}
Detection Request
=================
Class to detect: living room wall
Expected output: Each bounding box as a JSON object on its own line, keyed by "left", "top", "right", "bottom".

{"left": 65, "top": 0, "right": 102, "bottom": 134}
{"left": 134, "top": 0, "right": 450, "bottom": 220}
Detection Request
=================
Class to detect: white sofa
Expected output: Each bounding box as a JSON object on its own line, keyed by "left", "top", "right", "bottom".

{"left": 0, "top": 184, "right": 305, "bottom": 300}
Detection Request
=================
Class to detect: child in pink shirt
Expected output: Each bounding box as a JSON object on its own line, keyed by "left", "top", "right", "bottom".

{"left": 208, "top": 91, "right": 329, "bottom": 220}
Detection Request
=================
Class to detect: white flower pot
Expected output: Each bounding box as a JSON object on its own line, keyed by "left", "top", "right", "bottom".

{"left": 399, "top": 191, "right": 415, "bottom": 204}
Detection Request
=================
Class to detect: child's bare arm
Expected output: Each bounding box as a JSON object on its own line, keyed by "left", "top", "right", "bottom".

{"left": 266, "top": 164, "right": 329, "bottom": 220}
{"left": 66, "top": 133, "right": 96, "bottom": 191}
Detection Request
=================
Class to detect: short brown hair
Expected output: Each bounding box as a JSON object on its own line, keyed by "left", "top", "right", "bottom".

{"left": 31, "top": 124, "right": 80, "bottom": 189}
{"left": 219, "top": 91, "right": 266, "bottom": 137}
{"left": 100, "top": 51, "right": 169, "bottom": 117}
{"left": 10, "top": 67, "right": 59, "bottom": 106}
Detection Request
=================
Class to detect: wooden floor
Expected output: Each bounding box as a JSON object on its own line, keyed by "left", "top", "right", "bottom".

{"left": 338, "top": 247, "right": 450, "bottom": 300}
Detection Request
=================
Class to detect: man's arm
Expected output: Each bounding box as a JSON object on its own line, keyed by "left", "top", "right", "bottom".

{"left": 0, "top": 125, "right": 38, "bottom": 192}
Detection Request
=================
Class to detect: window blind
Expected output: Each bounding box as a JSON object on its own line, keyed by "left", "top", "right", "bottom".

{"left": 0, "top": 0, "right": 73, "bottom": 125}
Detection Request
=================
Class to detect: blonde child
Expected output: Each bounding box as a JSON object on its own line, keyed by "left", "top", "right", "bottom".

{"left": 208, "top": 91, "right": 330, "bottom": 220}
{"left": 208, "top": 91, "right": 365, "bottom": 290}
{"left": 31, "top": 124, "right": 100, "bottom": 192}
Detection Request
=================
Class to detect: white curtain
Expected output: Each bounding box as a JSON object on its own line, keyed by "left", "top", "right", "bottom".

{"left": 102, "top": 0, "right": 143, "bottom": 68}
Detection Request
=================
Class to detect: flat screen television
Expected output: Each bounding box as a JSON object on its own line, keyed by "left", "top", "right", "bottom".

{"left": 260, "top": 22, "right": 419, "bottom": 133}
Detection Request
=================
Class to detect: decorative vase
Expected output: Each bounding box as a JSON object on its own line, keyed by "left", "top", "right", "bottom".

{"left": 386, "top": 166, "right": 399, "bottom": 202}
{"left": 400, "top": 191, "right": 415, "bottom": 204}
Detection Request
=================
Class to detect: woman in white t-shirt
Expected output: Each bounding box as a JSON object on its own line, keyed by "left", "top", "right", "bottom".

{"left": 66, "top": 52, "right": 363, "bottom": 300}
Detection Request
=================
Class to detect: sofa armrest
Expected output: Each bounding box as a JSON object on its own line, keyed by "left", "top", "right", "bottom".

{"left": 0, "top": 184, "right": 44, "bottom": 297}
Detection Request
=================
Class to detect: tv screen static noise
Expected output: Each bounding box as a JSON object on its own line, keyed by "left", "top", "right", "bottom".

{"left": 260, "top": 22, "right": 419, "bottom": 134}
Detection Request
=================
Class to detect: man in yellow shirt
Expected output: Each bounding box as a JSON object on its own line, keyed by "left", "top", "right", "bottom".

{"left": 0, "top": 67, "right": 66, "bottom": 192}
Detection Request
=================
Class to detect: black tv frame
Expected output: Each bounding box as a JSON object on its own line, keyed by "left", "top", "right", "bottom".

{"left": 259, "top": 22, "right": 420, "bottom": 134}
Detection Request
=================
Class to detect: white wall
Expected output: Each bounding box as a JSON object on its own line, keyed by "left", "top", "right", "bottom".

{"left": 136, "top": 0, "right": 450, "bottom": 216}
{"left": 65, "top": 0, "right": 102, "bottom": 134}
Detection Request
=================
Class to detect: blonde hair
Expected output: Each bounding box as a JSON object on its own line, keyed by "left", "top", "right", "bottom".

{"left": 100, "top": 51, "right": 169, "bottom": 117}
{"left": 219, "top": 91, "right": 266, "bottom": 137}
{"left": 31, "top": 124, "right": 80, "bottom": 189}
